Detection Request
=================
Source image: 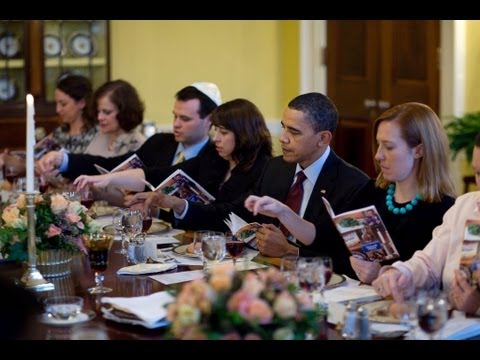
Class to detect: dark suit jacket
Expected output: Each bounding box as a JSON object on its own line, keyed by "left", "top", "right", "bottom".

{"left": 62, "top": 133, "right": 209, "bottom": 179}
{"left": 178, "top": 151, "right": 369, "bottom": 277}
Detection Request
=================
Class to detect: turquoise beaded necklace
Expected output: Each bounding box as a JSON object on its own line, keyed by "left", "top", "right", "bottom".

{"left": 385, "top": 183, "right": 422, "bottom": 215}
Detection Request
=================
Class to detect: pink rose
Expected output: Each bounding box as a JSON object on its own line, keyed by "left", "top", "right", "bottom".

{"left": 45, "top": 224, "right": 62, "bottom": 238}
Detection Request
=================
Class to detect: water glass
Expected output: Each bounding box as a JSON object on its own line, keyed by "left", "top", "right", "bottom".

{"left": 193, "top": 230, "right": 211, "bottom": 257}
{"left": 201, "top": 233, "right": 226, "bottom": 273}
{"left": 281, "top": 255, "right": 299, "bottom": 286}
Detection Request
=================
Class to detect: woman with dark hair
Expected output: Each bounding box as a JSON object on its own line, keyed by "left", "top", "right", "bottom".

{"left": 75, "top": 99, "right": 273, "bottom": 230}
{"left": 84, "top": 79, "right": 146, "bottom": 156}
{"left": 50, "top": 74, "right": 97, "bottom": 154}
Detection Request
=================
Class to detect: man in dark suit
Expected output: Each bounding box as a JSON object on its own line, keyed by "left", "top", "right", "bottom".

{"left": 37, "top": 82, "right": 222, "bottom": 180}
{"left": 169, "top": 92, "right": 369, "bottom": 277}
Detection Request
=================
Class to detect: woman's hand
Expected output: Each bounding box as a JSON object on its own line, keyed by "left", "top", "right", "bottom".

{"left": 449, "top": 270, "right": 480, "bottom": 314}
{"left": 74, "top": 174, "right": 111, "bottom": 190}
{"left": 244, "top": 195, "right": 287, "bottom": 218}
{"left": 350, "top": 256, "right": 381, "bottom": 284}
{"left": 372, "top": 268, "right": 409, "bottom": 301}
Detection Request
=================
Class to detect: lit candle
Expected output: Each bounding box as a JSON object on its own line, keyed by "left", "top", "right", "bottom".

{"left": 26, "top": 94, "right": 35, "bottom": 192}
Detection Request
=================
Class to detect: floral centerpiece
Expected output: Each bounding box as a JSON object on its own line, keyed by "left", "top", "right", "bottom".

{"left": 167, "top": 264, "right": 326, "bottom": 340}
{"left": 0, "top": 193, "right": 100, "bottom": 262}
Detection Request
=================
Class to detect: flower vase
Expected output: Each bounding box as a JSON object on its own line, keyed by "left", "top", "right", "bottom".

{"left": 36, "top": 249, "right": 74, "bottom": 277}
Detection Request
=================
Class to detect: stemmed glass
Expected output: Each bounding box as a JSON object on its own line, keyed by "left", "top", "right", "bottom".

{"left": 82, "top": 232, "right": 113, "bottom": 294}
{"left": 297, "top": 256, "right": 332, "bottom": 304}
{"left": 201, "top": 232, "right": 226, "bottom": 274}
{"left": 79, "top": 187, "right": 94, "bottom": 210}
{"left": 142, "top": 208, "right": 152, "bottom": 234}
{"left": 417, "top": 290, "right": 449, "bottom": 340}
{"left": 112, "top": 208, "right": 127, "bottom": 255}
{"left": 123, "top": 209, "right": 143, "bottom": 263}
{"left": 225, "top": 233, "right": 245, "bottom": 269}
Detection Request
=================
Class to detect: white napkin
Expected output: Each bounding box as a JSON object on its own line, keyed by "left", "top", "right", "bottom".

{"left": 101, "top": 291, "right": 174, "bottom": 327}
{"left": 116, "top": 263, "right": 177, "bottom": 275}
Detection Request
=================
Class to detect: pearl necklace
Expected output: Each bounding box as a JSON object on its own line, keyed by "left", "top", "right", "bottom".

{"left": 385, "top": 183, "right": 421, "bottom": 215}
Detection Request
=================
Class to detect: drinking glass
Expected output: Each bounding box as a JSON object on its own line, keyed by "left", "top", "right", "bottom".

{"left": 83, "top": 232, "right": 113, "bottom": 294}
{"left": 297, "top": 256, "right": 331, "bottom": 304}
{"left": 225, "top": 233, "right": 245, "bottom": 268}
{"left": 193, "top": 230, "right": 210, "bottom": 257}
{"left": 416, "top": 290, "right": 449, "bottom": 340}
{"left": 142, "top": 208, "right": 152, "bottom": 234}
{"left": 79, "top": 187, "right": 94, "bottom": 210}
{"left": 201, "top": 232, "right": 226, "bottom": 273}
{"left": 112, "top": 208, "right": 127, "bottom": 255}
{"left": 280, "top": 255, "right": 299, "bottom": 286}
{"left": 123, "top": 209, "right": 143, "bottom": 256}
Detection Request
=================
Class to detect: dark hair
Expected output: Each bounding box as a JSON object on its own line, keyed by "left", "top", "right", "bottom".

{"left": 175, "top": 86, "right": 218, "bottom": 119}
{"left": 56, "top": 74, "right": 95, "bottom": 129}
{"left": 211, "top": 98, "right": 272, "bottom": 172}
{"left": 287, "top": 92, "right": 338, "bottom": 133}
{"left": 93, "top": 79, "right": 144, "bottom": 132}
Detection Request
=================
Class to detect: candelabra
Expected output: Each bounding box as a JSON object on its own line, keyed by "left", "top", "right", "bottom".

{"left": 19, "top": 192, "right": 54, "bottom": 291}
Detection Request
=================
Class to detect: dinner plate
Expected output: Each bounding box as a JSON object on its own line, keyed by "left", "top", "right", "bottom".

{"left": 103, "top": 220, "right": 169, "bottom": 235}
{"left": 38, "top": 310, "right": 95, "bottom": 326}
{"left": 172, "top": 244, "right": 232, "bottom": 259}
{"left": 92, "top": 204, "right": 117, "bottom": 217}
{"left": 44, "top": 34, "right": 63, "bottom": 57}
{"left": 326, "top": 273, "right": 346, "bottom": 289}
{"left": 362, "top": 300, "right": 400, "bottom": 324}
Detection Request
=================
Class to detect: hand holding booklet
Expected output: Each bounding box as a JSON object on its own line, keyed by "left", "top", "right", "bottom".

{"left": 94, "top": 153, "right": 145, "bottom": 175}
{"left": 459, "top": 219, "right": 480, "bottom": 286}
{"left": 322, "top": 198, "right": 399, "bottom": 262}
{"left": 143, "top": 169, "right": 215, "bottom": 205}
{"left": 224, "top": 212, "right": 263, "bottom": 250}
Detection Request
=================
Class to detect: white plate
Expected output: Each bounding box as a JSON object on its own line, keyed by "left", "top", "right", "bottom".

{"left": 0, "top": 32, "right": 19, "bottom": 58}
{"left": 117, "top": 263, "right": 177, "bottom": 275}
{"left": 362, "top": 300, "right": 400, "bottom": 324}
{"left": 44, "top": 34, "right": 62, "bottom": 57}
{"left": 326, "top": 273, "right": 347, "bottom": 289}
{"left": 38, "top": 310, "right": 95, "bottom": 326}
{"left": 102, "top": 309, "right": 169, "bottom": 329}
{"left": 69, "top": 32, "right": 96, "bottom": 57}
{"left": 172, "top": 244, "right": 232, "bottom": 259}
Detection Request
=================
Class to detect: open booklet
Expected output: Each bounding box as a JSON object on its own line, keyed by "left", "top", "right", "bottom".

{"left": 94, "top": 154, "right": 145, "bottom": 175}
{"left": 142, "top": 169, "right": 215, "bottom": 205}
{"left": 223, "top": 212, "right": 263, "bottom": 250}
{"left": 459, "top": 219, "right": 480, "bottom": 287}
{"left": 322, "top": 198, "right": 399, "bottom": 262}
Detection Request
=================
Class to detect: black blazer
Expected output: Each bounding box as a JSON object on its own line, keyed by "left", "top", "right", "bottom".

{"left": 63, "top": 133, "right": 209, "bottom": 179}
{"left": 177, "top": 150, "right": 369, "bottom": 277}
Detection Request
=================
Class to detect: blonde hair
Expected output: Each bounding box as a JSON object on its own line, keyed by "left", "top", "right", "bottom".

{"left": 373, "top": 102, "right": 456, "bottom": 202}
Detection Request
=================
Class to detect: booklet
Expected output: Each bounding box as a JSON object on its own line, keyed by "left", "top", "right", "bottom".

{"left": 143, "top": 169, "right": 215, "bottom": 205}
{"left": 322, "top": 198, "right": 400, "bottom": 262}
{"left": 34, "top": 136, "right": 60, "bottom": 160}
{"left": 459, "top": 219, "right": 480, "bottom": 287}
{"left": 94, "top": 154, "right": 144, "bottom": 175}
{"left": 224, "top": 212, "right": 263, "bottom": 250}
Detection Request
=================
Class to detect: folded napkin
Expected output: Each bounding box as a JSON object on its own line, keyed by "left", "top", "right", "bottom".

{"left": 101, "top": 291, "right": 174, "bottom": 327}
{"left": 117, "top": 263, "right": 177, "bottom": 275}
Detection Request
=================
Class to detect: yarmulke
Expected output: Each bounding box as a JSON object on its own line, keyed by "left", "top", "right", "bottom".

{"left": 191, "top": 82, "right": 222, "bottom": 106}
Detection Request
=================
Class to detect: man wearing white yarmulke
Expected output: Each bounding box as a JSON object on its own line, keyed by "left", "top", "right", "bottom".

{"left": 38, "top": 82, "right": 222, "bottom": 179}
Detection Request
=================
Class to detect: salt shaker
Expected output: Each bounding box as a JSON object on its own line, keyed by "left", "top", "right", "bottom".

{"left": 342, "top": 301, "right": 358, "bottom": 339}
{"left": 356, "top": 305, "right": 372, "bottom": 340}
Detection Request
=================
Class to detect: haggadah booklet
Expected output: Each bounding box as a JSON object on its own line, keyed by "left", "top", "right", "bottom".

{"left": 459, "top": 219, "right": 480, "bottom": 287}
{"left": 322, "top": 197, "right": 399, "bottom": 262}
{"left": 94, "top": 154, "right": 145, "bottom": 175}
{"left": 142, "top": 169, "right": 215, "bottom": 205}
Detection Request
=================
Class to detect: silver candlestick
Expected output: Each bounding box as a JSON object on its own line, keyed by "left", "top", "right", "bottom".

{"left": 19, "top": 192, "right": 54, "bottom": 291}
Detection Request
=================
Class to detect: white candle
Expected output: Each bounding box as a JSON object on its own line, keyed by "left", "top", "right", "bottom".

{"left": 26, "top": 94, "right": 35, "bottom": 192}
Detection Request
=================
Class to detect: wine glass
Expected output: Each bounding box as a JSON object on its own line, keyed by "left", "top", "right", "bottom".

{"left": 416, "top": 290, "right": 449, "bottom": 340}
{"left": 123, "top": 209, "right": 143, "bottom": 263}
{"left": 79, "top": 187, "right": 94, "bottom": 210}
{"left": 225, "top": 233, "right": 245, "bottom": 269}
{"left": 82, "top": 232, "right": 113, "bottom": 294}
{"left": 297, "top": 257, "right": 330, "bottom": 304}
{"left": 112, "top": 208, "right": 127, "bottom": 255}
{"left": 142, "top": 208, "right": 152, "bottom": 234}
{"left": 201, "top": 232, "right": 226, "bottom": 274}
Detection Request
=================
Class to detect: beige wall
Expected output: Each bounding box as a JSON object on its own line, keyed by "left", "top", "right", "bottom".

{"left": 466, "top": 20, "right": 480, "bottom": 113}
{"left": 110, "top": 20, "right": 300, "bottom": 137}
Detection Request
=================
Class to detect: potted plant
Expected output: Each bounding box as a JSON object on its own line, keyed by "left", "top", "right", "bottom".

{"left": 445, "top": 112, "right": 480, "bottom": 162}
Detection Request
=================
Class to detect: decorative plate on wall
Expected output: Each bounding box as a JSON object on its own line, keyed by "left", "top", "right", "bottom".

{"left": 44, "top": 34, "right": 63, "bottom": 57}
{"left": 0, "top": 32, "right": 19, "bottom": 58}
{"left": 68, "top": 32, "right": 96, "bottom": 57}
{"left": 0, "top": 76, "right": 16, "bottom": 101}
